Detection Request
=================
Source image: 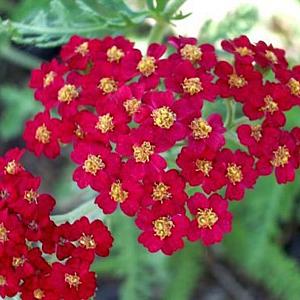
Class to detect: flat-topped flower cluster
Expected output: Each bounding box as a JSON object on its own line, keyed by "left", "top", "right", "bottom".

{"left": 0, "top": 34, "right": 299, "bottom": 299}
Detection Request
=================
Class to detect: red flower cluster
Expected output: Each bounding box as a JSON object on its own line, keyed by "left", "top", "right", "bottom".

{"left": 1, "top": 34, "right": 299, "bottom": 298}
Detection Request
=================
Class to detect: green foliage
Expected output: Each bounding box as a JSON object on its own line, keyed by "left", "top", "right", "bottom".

{"left": 0, "top": 85, "right": 40, "bottom": 140}
{"left": 199, "top": 5, "right": 258, "bottom": 43}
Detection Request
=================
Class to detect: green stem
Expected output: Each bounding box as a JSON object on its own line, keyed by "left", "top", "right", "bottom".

{"left": 164, "top": 0, "right": 187, "bottom": 17}
{"left": 224, "top": 99, "right": 236, "bottom": 128}
{"left": 148, "top": 20, "right": 167, "bottom": 43}
{"left": 51, "top": 198, "right": 99, "bottom": 224}
{"left": 0, "top": 44, "right": 41, "bottom": 70}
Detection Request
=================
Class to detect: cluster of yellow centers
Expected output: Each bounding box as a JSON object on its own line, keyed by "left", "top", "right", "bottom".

{"left": 153, "top": 216, "right": 174, "bottom": 240}
{"left": 123, "top": 98, "right": 141, "bottom": 115}
{"left": 261, "top": 95, "right": 278, "bottom": 114}
{"left": 24, "top": 189, "right": 39, "bottom": 204}
{"left": 195, "top": 159, "right": 213, "bottom": 176}
{"left": 109, "top": 181, "right": 128, "bottom": 203}
{"left": 151, "top": 106, "right": 176, "bottom": 129}
{"left": 265, "top": 50, "right": 278, "bottom": 64}
{"left": 33, "top": 289, "right": 45, "bottom": 299}
{"left": 58, "top": 84, "right": 79, "bottom": 104}
{"left": 4, "top": 160, "right": 18, "bottom": 175}
{"left": 190, "top": 117, "right": 212, "bottom": 139}
{"left": 152, "top": 182, "right": 171, "bottom": 202}
{"left": 180, "top": 44, "right": 202, "bottom": 63}
{"left": 75, "top": 42, "right": 89, "bottom": 56}
{"left": 78, "top": 233, "right": 97, "bottom": 249}
{"left": 228, "top": 73, "right": 247, "bottom": 88}
{"left": 250, "top": 124, "right": 262, "bottom": 142}
{"left": 43, "top": 71, "right": 56, "bottom": 88}
{"left": 287, "top": 78, "right": 300, "bottom": 97}
{"left": 95, "top": 113, "right": 114, "bottom": 133}
{"left": 133, "top": 141, "right": 155, "bottom": 163}
{"left": 0, "top": 223, "right": 9, "bottom": 243}
{"left": 35, "top": 124, "right": 51, "bottom": 144}
{"left": 137, "top": 56, "right": 156, "bottom": 77}
{"left": 65, "top": 273, "right": 82, "bottom": 289}
{"left": 226, "top": 163, "right": 243, "bottom": 185}
{"left": 107, "top": 46, "right": 124, "bottom": 63}
{"left": 182, "top": 77, "right": 203, "bottom": 95}
{"left": 196, "top": 208, "right": 218, "bottom": 229}
{"left": 235, "top": 47, "right": 254, "bottom": 57}
{"left": 271, "top": 145, "right": 290, "bottom": 167}
{"left": 98, "top": 78, "right": 118, "bottom": 94}
{"left": 83, "top": 154, "right": 105, "bottom": 175}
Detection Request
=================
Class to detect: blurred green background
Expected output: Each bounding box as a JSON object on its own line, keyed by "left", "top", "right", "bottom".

{"left": 0, "top": 0, "right": 300, "bottom": 299}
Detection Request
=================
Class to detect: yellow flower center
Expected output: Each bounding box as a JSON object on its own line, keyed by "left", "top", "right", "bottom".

{"left": 0, "top": 223, "right": 9, "bottom": 243}
{"left": 228, "top": 73, "right": 247, "bottom": 88}
{"left": 196, "top": 208, "right": 218, "bottom": 229}
{"left": 58, "top": 84, "right": 79, "bottom": 104}
{"left": 98, "top": 77, "right": 118, "bottom": 94}
{"left": 109, "top": 181, "right": 128, "bottom": 203}
{"left": 65, "top": 273, "right": 82, "bottom": 289}
{"left": 0, "top": 275, "right": 6, "bottom": 286}
{"left": 235, "top": 46, "right": 254, "bottom": 56}
{"left": 35, "top": 124, "right": 51, "bottom": 144}
{"left": 33, "top": 289, "right": 45, "bottom": 299}
{"left": 43, "top": 71, "right": 56, "bottom": 87}
{"left": 182, "top": 77, "right": 203, "bottom": 95}
{"left": 4, "top": 160, "right": 18, "bottom": 175}
{"left": 79, "top": 233, "right": 97, "bottom": 249}
{"left": 75, "top": 42, "right": 89, "bottom": 56}
{"left": 133, "top": 141, "right": 155, "bottom": 163}
{"left": 265, "top": 50, "right": 278, "bottom": 64}
{"left": 271, "top": 145, "right": 290, "bottom": 167}
{"left": 152, "top": 182, "right": 171, "bottom": 202}
{"left": 151, "top": 106, "right": 176, "bottom": 129}
{"left": 107, "top": 46, "right": 124, "bottom": 63}
{"left": 123, "top": 98, "right": 141, "bottom": 115}
{"left": 250, "top": 125, "right": 262, "bottom": 142}
{"left": 74, "top": 124, "right": 85, "bottom": 139}
{"left": 195, "top": 159, "right": 213, "bottom": 176}
{"left": 137, "top": 56, "right": 156, "bottom": 77}
{"left": 261, "top": 95, "right": 278, "bottom": 114}
{"left": 180, "top": 44, "right": 202, "bottom": 62}
{"left": 287, "top": 78, "right": 300, "bottom": 96}
{"left": 226, "top": 163, "right": 243, "bottom": 185}
{"left": 190, "top": 118, "right": 212, "bottom": 139}
{"left": 83, "top": 154, "right": 105, "bottom": 175}
{"left": 12, "top": 256, "right": 25, "bottom": 268}
{"left": 153, "top": 217, "right": 174, "bottom": 240}
{"left": 95, "top": 113, "right": 114, "bottom": 133}
{"left": 24, "top": 189, "right": 39, "bottom": 204}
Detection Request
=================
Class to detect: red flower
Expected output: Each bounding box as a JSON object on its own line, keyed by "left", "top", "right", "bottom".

{"left": 168, "top": 35, "right": 217, "bottom": 70}
{"left": 49, "top": 258, "right": 96, "bottom": 300}
{"left": 254, "top": 40, "right": 288, "bottom": 69}
{"left": 187, "top": 193, "right": 232, "bottom": 245}
{"left": 142, "top": 169, "right": 187, "bottom": 209}
{"left": 135, "top": 203, "right": 189, "bottom": 255}
{"left": 165, "top": 60, "right": 217, "bottom": 107}
{"left": 30, "top": 59, "right": 67, "bottom": 108}
{"left": 215, "top": 60, "right": 262, "bottom": 102}
{"left": 23, "top": 111, "right": 61, "bottom": 158}
{"left": 0, "top": 180, "right": 17, "bottom": 210}
{"left": 70, "top": 217, "right": 114, "bottom": 261}
{"left": 95, "top": 171, "right": 143, "bottom": 216}
{"left": 137, "top": 43, "right": 167, "bottom": 90}
{"left": 218, "top": 149, "right": 258, "bottom": 200}
{"left": 256, "top": 130, "right": 298, "bottom": 183}
{"left": 71, "top": 142, "right": 121, "bottom": 190}
{"left": 116, "top": 127, "right": 167, "bottom": 179}
{"left": 0, "top": 148, "right": 25, "bottom": 178}
{"left": 221, "top": 35, "right": 255, "bottom": 64}
{"left": 242, "top": 82, "right": 292, "bottom": 127}
{"left": 0, "top": 259, "right": 19, "bottom": 298}
{"left": 176, "top": 146, "right": 225, "bottom": 194}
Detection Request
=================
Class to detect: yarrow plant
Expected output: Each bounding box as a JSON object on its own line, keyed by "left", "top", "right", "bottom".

{"left": 0, "top": 34, "right": 299, "bottom": 299}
